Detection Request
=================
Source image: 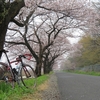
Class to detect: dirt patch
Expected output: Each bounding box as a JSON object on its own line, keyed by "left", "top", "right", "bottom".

{"left": 38, "top": 81, "right": 48, "bottom": 90}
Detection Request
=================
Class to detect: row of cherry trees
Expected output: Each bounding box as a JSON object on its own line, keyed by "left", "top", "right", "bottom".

{"left": 1, "top": 0, "right": 98, "bottom": 76}
{"left": 62, "top": 1, "right": 100, "bottom": 70}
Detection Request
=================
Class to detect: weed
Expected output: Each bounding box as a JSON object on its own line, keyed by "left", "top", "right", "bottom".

{"left": 0, "top": 74, "right": 49, "bottom": 100}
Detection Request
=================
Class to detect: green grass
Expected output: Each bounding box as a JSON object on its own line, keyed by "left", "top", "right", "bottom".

{"left": 0, "top": 74, "right": 49, "bottom": 100}
{"left": 66, "top": 70, "right": 100, "bottom": 76}
{"left": 36, "top": 74, "right": 49, "bottom": 86}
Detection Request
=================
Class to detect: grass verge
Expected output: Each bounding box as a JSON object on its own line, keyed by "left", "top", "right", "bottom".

{"left": 66, "top": 70, "right": 100, "bottom": 76}
{"left": 0, "top": 74, "right": 49, "bottom": 100}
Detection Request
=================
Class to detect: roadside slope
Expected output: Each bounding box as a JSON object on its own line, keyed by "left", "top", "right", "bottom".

{"left": 22, "top": 73, "right": 60, "bottom": 100}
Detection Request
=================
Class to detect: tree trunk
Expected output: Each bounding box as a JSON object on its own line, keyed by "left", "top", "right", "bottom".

{"left": 0, "top": 18, "right": 9, "bottom": 57}
{"left": 0, "top": 24, "right": 8, "bottom": 50}
{"left": 0, "top": 1, "right": 24, "bottom": 57}
{"left": 43, "top": 60, "right": 51, "bottom": 74}
{"left": 35, "top": 63, "right": 42, "bottom": 77}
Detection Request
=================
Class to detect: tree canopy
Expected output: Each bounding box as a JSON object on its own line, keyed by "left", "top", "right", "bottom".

{"left": 0, "top": 0, "right": 99, "bottom": 75}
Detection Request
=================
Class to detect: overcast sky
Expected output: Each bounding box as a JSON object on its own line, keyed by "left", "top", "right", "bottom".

{"left": 91, "top": 0, "right": 99, "bottom": 2}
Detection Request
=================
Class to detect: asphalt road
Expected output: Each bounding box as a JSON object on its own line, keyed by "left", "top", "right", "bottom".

{"left": 55, "top": 72, "right": 100, "bottom": 100}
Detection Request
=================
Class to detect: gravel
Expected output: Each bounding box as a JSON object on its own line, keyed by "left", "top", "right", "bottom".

{"left": 41, "top": 73, "right": 61, "bottom": 100}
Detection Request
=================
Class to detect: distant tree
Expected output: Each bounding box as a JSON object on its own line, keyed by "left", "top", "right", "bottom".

{"left": 68, "top": 34, "right": 100, "bottom": 68}
{"left": 79, "top": 34, "right": 100, "bottom": 66}
{"left": 67, "top": 43, "right": 83, "bottom": 68}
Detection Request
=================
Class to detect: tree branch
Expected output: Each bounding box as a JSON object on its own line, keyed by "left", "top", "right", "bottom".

{"left": 11, "top": 18, "right": 24, "bottom": 27}
{"left": 5, "top": 41, "right": 26, "bottom": 45}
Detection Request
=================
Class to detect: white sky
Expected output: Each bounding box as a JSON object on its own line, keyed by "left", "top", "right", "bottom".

{"left": 68, "top": 37, "right": 80, "bottom": 44}
{"left": 91, "top": 0, "right": 99, "bottom": 2}
{"left": 68, "top": 29, "right": 84, "bottom": 44}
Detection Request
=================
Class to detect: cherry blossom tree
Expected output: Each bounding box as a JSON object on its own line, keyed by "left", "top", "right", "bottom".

{"left": 5, "top": 0, "right": 98, "bottom": 75}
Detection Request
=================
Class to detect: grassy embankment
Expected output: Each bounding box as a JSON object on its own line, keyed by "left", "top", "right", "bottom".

{"left": 0, "top": 74, "right": 49, "bottom": 100}
{"left": 67, "top": 70, "right": 100, "bottom": 76}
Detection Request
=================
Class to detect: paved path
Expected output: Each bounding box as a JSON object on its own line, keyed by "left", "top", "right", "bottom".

{"left": 55, "top": 71, "right": 100, "bottom": 100}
